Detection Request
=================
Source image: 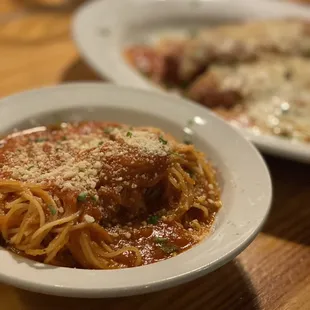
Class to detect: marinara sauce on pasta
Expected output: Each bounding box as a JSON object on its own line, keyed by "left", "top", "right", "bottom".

{"left": 0, "top": 122, "right": 221, "bottom": 269}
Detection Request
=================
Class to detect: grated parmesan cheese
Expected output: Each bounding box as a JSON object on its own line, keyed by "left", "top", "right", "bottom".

{"left": 112, "top": 128, "right": 170, "bottom": 157}
{"left": 84, "top": 214, "right": 95, "bottom": 223}
{"left": 124, "top": 232, "right": 131, "bottom": 239}
{"left": 0, "top": 123, "right": 171, "bottom": 195}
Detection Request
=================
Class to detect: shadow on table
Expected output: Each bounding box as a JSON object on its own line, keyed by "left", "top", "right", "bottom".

{"left": 17, "top": 259, "right": 259, "bottom": 310}
{"left": 262, "top": 155, "right": 310, "bottom": 247}
{"left": 61, "top": 57, "right": 104, "bottom": 83}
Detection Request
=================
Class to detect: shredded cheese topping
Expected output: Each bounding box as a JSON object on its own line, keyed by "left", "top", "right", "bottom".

{"left": 0, "top": 124, "right": 171, "bottom": 193}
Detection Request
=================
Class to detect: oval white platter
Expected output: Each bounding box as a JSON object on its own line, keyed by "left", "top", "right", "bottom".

{"left": 73, "top": 0, "right": 310, "bottom": 163}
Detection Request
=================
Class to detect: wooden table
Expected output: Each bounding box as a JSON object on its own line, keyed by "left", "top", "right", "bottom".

{"left": 0, "top": 1, "right": 310, "bottom": 309}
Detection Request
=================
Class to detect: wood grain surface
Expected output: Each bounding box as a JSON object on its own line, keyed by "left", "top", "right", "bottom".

{"left": 0, "top": 1, "right": 310, "bottom": 309}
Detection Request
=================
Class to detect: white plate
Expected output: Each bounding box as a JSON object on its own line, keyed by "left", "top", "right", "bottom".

{"left": 72, "top": 0, "right": 310, "bottom": 163}
{"left": 0, "top": 83, "right": 272, "bottom": 297}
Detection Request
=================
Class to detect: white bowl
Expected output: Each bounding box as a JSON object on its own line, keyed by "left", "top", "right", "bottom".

{"left": 0, "top": 83, "right": 272, "bottom": 298}
{"left": 72, "top": 0, "right": 310, "bottom": 163}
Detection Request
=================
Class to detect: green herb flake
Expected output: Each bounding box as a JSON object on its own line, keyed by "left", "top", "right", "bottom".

{"left": 154, "top": 237, "right": 168, "bottom": 244}
{"left": 104, "top": 127, "right": 112, "bottom": 134}
{"left": 98, "top": 141, "right": 104, "bottom": 146}
{"left": 147, "top": 215, "right": 159, "bottom": 225}
{"left": 159, "top": 136, "right": 168, "bottom": 145}
{"left": 35, "top": 137, "right": 47, "bottom": 143}
{"left": 154, "top": 237, "right": 180, "bottom": 254}
{"left": 27, "top": 165, "right": 34, "bottom": 170}
{"left": 61, "top": 136, "right": 67, "bottom": 141}
{"left": 126, "top": 131, "right": 133, "bottom": 138}
{"left": 77, "top": 192, "right": 88, "bottom": 202}
{"left": 48, "top": 205, "right": 56, "bottom": 216}
{"left": 91, "top": 195, "right": 98, "bottom": 202}
{"left": 161, "top": 244, "right": 179, "bottom": 254}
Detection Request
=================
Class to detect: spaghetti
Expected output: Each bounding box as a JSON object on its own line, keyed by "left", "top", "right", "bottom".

{"left": 0, "top": 122, "right": 221, "bottom": 269}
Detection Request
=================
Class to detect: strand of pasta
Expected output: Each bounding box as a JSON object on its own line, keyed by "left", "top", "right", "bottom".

{"left": 5, "top": 197, "right": 26, "bottom": 209}
{"left": 22, "top": 192, "right": 45, "bottom": 227}
{"left": 51, "top": 222, "right": 87, "bottom": 233}
{"left": 31, "top": 212, "right": 80, "bottom": 241}
{"left": 192, "top": 203, "right": 209, "bottom": 219}
{"left": 94, "top": 242, "right": 142, "bottom": 265}
{"left": 10, "top": 204, "right": 36, "bottom": 244}
{"left": 170, "top": 164, "right": 194, "bottom": 218}
{"left": 30, "top": 187, "right": 58, "bottom": 219}
{"left": 16, "top": 228, "right": 52, "bottom": 251}
{"left": 80, "top": 231, "right": 110, "bottom": 269}
{"left": 0, "top": 142, "right": 220, "bottom": 269}
{"left": 1, "top": 204, "right": 28, "bottom": 240}
{"left": 26, "top": 224, "right": 71, "bottom": 257}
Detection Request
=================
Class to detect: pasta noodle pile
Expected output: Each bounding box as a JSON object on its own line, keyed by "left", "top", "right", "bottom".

{"left": 0, "top": 123, "right": 221, "bottom": 269}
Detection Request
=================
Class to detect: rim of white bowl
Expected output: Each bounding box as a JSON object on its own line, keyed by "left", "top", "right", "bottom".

{"left": 0, "top": 83, "right": 272, "bottom": 297}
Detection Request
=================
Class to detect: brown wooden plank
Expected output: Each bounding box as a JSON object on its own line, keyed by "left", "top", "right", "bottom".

{"left": 0, "top": 2, "right": 309, "bottom": 309}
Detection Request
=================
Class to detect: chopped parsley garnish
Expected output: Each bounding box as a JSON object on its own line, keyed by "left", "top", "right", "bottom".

{"left": 159, "top": 136, "right": 168, "bottom": 145}
{"left": 48, "top": 205, "right": 56, "bottom": 216}
{"left": 35, "top": 137, "right": 47, "bottom": 143}
{"left": 77, "top": 192, "right": 87, "bottom": 202}
{"left": 161, "top": 244, "right": 179, "bottom": 254}
{"left": 154, "top": 237, "right": 180, "bottom": 254}
{"left": 104, "top": 127, "right": 112, "bottom": 134}
{"left": 126, "top": 131, "right": 133, "bottom": 138}
{"left": 91, "top": 195, "right": 98, "bottom": 202}
{"left": 61, "top": 136, "right": 67, "bottom": 141}
{"left": 147, "top": 215, "right": 160, "bottom": 225}
{"left": 154, "top": 237, "right": 168, "bottom": 244}
{"left": 27, "top": 165, "right": 34, "bottom": 170}
{"left": 98, "top": 141, "right": 104, "bottom": 146}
